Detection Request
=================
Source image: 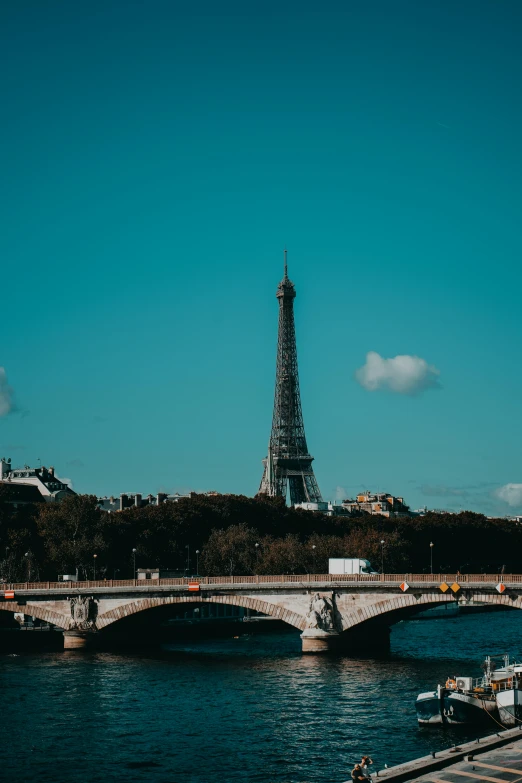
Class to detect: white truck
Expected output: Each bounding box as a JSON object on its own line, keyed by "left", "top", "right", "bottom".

{"left": 328, "top": 558, "right": 379, "bottom": 575}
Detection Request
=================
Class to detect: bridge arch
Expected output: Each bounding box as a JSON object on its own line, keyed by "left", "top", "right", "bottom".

{"left": 0, "top": 602, "right": 71, "bottom": 629}
{"left": 338, "top": 590, "right": 522, "bottom": 631}
{"left": 96, "top": 594, "right": 307, "bottom": 631}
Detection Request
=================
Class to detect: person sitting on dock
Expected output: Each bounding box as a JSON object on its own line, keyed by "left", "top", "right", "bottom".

{"left": 351, "top": 764, "right": 370, "bottom": 783}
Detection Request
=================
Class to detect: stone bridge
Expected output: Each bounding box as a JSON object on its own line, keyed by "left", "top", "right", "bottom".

{"left": 1, "top": 573, "right": 521, "bottom": 652}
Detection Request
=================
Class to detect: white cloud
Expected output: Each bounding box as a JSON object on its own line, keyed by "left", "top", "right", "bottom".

{"left": 0, "top": 367, "right": 13, "bottom": 417}
{"left": 335, "top": 486, "right": 348, "bottom": 501}
{"left": 355, "top": 351, "right": 440, "bottom": 395}
{"left": 495, "top": 484, "right": 522, "bottom": 508}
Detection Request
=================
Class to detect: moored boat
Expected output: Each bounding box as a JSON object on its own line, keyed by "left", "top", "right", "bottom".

{"left": 441, "top": 681, "right": 497, "bottom": 725}
{"left": 495, "top": 664, "right": 522, "bottom": 726}
{"left": 416, "top": 656, "right": 514, "bottom": 726}
{"left": 416, "top": 687, "right": 444, "bottom": 724}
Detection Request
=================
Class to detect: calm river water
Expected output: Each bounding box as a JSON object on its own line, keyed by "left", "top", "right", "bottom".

{"left": 2, "top": 611, "right": 522, "bottom": 783}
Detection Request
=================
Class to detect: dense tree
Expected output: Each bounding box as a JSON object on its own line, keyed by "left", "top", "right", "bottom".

{"left": 201, "top": 524, "right": 259, "bottom": 575}
{"left": 0, "top": 491, "right": 521, "bottom": 581}
{"left": 36, "top": 494, "right": 109, "bottom": 578}
{"left": 0, "top": 484, "right": 42, "bottom": 581}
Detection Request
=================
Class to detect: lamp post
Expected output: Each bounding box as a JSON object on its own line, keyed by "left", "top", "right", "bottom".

{"left": 2, "top": 546, "right": 9, "bottom": 583}
{"left": 255, "top": 542, "right": 259, "bottom": 574}
{"left": 430, "top": 542, "right": 434, "bottom": 575}
{"left": 196, "top": 550, "right": 200, "bottom": 576}
{"left": 185, "top": 545, "right": 190, "bottom": 574}
{"left": 25, "top": 551, "right": 31, "bottom": 582}
{"left": 132, "top": 548, "right": 137, "bottom": 579}
{"left": 93, "top": 553, "right": 97, "bottom": 580}
{"left": 312, "top": 545, "right": 317, "bottom": 574}
{"left": 380, "top": 539, "right": 385, "bottom": 574}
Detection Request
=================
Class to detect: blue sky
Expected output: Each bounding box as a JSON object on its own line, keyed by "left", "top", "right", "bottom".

{"left": 1, "top": 0, "right": 522, "bottom": 515}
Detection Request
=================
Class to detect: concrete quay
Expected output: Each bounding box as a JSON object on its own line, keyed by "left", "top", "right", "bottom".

{"left": 353, "top": 727, "right": 522, "bottom": 783}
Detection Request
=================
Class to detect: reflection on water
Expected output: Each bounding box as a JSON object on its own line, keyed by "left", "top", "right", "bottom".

{"left": 2, "top": 611, "right": 522, "bottom": 783}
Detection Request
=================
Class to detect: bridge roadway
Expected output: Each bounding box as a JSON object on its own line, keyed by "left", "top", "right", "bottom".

{"left": 1, "top": 573, "right": 521, "bottom": 651}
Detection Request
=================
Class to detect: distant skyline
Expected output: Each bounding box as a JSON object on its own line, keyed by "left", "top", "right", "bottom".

{"left": 2, "top": 1, "right": 522, "bottom": 515}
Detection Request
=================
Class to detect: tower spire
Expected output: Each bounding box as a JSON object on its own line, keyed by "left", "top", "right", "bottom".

{"left": 258, "top": 255, "right": 322, "bottom": 505}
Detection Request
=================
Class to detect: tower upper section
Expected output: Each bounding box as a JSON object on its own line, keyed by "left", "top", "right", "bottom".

{"left": 276, "top": 250, "right": 296, "bottom": 300}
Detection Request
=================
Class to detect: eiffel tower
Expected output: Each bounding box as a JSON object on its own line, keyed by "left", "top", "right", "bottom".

{"left": 259, "top": 252, "right": 323, "bottom": 505}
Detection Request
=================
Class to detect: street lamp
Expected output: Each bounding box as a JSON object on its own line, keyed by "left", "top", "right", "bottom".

{"left": 196, "top": 550, "right": 200, "bottom": 576}
{"left": 93, "top": 553, "right": 97, "bottom": 580}
{"left": 25, "top": 551, "right": 31, "bottom": 582}
{"left": 312, "top": 545, "right": 317, "bottom": 574}
{"left": 2, "top": 546, "right": 9, "bottom": 583}
{"left": 185, "top": 544, "right": 190, "bottom": 574}
{"left": 132, "top": 548, "right": 137, "bottom": 579}
{"left": 430, "top": 542, "right": 434, "bottom": 575}
{"left": 380, "top": 540, "right": 385, "bottom": 574}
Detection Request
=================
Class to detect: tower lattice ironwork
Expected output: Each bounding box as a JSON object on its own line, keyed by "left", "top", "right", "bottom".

{"left": 259, "top": 252, "right": 322, "bottom": 505}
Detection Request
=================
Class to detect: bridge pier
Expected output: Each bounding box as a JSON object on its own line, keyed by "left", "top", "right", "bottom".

{"left": 301, "top": 624, "right": 391, "bottom": 654}
{"left": 301, "top": 629, "right": 340, "bottom": 653}
{"left": 63, "top": 630, "right": 96, "bottom": 650}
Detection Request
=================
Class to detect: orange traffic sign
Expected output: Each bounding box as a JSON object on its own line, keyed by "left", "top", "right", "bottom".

{"left": 450, "top": 582, "right": 461, "bottom": 593}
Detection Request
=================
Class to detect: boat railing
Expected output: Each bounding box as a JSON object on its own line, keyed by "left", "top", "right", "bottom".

{"left": 471, "top": 676, "right": 490, "bottom": 690}
{"left": 493, "top": 675, "right": 521, "bottom": 692}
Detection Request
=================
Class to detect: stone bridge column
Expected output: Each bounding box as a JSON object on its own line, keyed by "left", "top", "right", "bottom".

{"left": 301, "top": 629, "right": 341, "bottom": 653}
{"left": 63, "top": 630, "right": 97, "bottom": 650}
{"left": 301, "top": 591, "right": 343, "bottom": 652}
{"left": 63, "top": 596, "right": 97, "bottom": 650}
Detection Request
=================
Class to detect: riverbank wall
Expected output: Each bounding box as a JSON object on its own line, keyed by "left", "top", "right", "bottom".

{"left": 346, "top": 726, "right": 522, "bottom": 783}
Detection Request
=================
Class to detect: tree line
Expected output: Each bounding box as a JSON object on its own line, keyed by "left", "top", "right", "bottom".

{"left": 0, "top": 488, "right": 520, "bottom": 582}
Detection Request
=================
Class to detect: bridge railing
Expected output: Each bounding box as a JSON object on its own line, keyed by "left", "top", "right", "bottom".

{"left": 1, "top": 573, "right": 522, "bottom": 591}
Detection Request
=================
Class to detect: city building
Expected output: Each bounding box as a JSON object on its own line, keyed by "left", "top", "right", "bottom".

{"left": 97, "top": 491, "right": 194, "bottom": 512}
{"left": 341, "top": 490, "right": 411, "bottom": 517}
{"left": 0, "top": 481, "right": 44, "bottom": 507}
{"left": 294, "top": 501, "right": 351, "bottom": 517}
{"left": 0, "top": 457, "right": 75, "bottom": 503}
